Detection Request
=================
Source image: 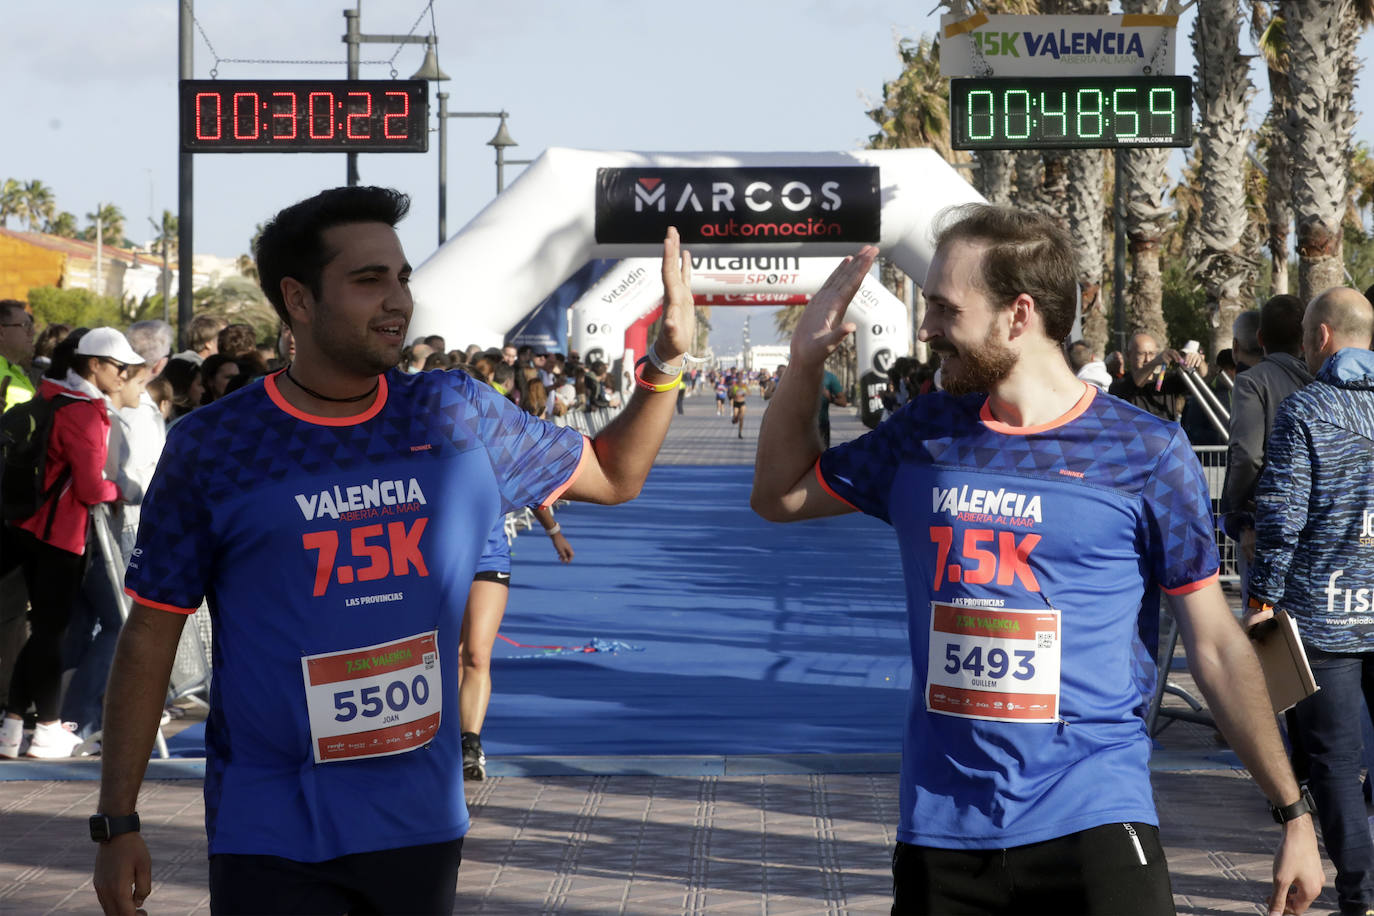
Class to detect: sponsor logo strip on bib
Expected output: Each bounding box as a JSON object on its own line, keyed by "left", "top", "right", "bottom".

{"left": 301, "top": 630, "right": 441, "bottom": 763}
{"left": 927, "top": 602, "right": 1061, "bottom": 723}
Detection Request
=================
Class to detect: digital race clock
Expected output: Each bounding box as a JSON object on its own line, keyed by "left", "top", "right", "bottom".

{"left": 949, "top": 76, "right": 1192, "bottom": 150}
{"left": 179, "top": 80, "right": 428, "bottom": 153}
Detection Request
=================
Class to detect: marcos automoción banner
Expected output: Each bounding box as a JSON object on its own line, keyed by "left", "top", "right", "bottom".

{"left": 594, "top": 167, "right": 881, "bottom": 245}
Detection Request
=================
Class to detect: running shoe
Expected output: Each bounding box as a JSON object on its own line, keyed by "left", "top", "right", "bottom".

{"left": 462, "top": 732, "right": 486, "bottom": 781}
{"left": 26, "top": 721, "right": 83, "bottom": 759}
{"left": 0, "top": 716, "right": 22, "bottom": 759}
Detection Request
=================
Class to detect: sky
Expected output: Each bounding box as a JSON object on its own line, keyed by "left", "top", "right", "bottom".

{"left": 5, "top": 0, "right": 1374, "bottom": 351}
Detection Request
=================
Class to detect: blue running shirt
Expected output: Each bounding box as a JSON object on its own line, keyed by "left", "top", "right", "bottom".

{"left": 125, "top": 368, "right": 586, "bottom": 860}
{"left": 476, "top": 516, "right": 512, "bottom": 575}
{"left": 818, "top": 384, "right": 1217, "bottom": 849}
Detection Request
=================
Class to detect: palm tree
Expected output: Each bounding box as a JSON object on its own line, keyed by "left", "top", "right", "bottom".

{"left": 1253, "top": 5, "right": 1294, "bottom": 294}
{"left": 1191, "top": 0, "right": 1256, "bottom": 354}
{"left": 46, "top": 211, "right": 79, "bottom": 238}
{"left": 152, "top": 209, "right": 178, "bottom": 260}
{"left": 1055, "top": 0, "right": 1110, "bottom": 353}
{"left": 866, "top": 33, "right": 967, "bottom": 362}
{"left": 865, "top": 34, "right": 967, "bottom": 166}
{"left": 84, "top": 203, "right": 126, "bottom": 247}
{"left": 1348, "top": 142, "right": 1374, "bottom": 229}
{"left": 1107, "top": 0, "right": 1174, "bottom": 350}
{"left": 21, "top": 180, "right": 55, "bottom": 232}
{"left": 0, "top": 179, "right": 24, "bottom": 229}
{"left": 967, "top": 0, "right": 1042, "bottom": 204}
{"left": 1280, "top": 0, "right": 1370, "bottom": 301}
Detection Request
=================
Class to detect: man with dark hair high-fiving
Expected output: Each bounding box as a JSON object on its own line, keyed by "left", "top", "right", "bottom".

{"left": 93, "top": 186, "right": 697, "bottom": 915}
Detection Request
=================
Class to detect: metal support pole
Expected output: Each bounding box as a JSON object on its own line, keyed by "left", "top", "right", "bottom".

{"left": 437, "top": 91, "right": 448, "bottom": 245}
{"left": 1113, "top": 151, "right": 1127, "bottom": 353}
{"left": 178, "top": 0, "right": 194, "bottom": 347}
{"left": 344, "top": 7, "right": 360, "bottom": 187}
{"left": 434, "top": 110, "right": 510, "bottom": 242}
{"left": 495, "top": 144, "right": 505, "bottom": 196}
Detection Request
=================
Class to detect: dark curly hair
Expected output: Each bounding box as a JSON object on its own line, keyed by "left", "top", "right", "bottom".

{"left": 254, "top": 186, "right": 411, "bottom": 326}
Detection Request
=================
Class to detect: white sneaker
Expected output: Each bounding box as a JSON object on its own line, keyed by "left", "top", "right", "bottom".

{"left": 0, "top": 717, "right": 22, "bottom": 759}
{"left": 25, "top": 721, "right": 82, "bottom": 759}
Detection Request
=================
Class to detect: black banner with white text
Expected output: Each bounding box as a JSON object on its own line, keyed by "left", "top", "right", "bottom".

{"left": 594, "top": 167, "right": 881, "bottom": 245}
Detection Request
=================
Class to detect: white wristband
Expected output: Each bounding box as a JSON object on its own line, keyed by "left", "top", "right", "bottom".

{"left": 546, "top": 523, "right": 561, "bottom": 536}
{"left": 646, "top": 341, "right": 685, "bottom": 377}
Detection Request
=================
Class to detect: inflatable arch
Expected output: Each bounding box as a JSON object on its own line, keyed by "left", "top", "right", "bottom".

{"left": 569, "top": 256, "right": 909, "bottom": 378}
{"left": 408, "top": 148, "right": 984, "bottom": 351}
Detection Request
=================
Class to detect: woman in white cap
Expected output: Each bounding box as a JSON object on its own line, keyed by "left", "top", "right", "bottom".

{"left": 0, "top": 326, "right": 144, "bottom": 759}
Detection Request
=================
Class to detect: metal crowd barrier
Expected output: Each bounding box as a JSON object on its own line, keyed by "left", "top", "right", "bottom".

{"left": 1144, "top": 443, "right": 1238, "bottom": 737}
{"left": 552, "top": 404, "right": 621, "bottom": 438}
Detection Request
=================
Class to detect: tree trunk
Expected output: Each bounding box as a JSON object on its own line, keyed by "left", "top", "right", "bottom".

{"left": 975, "top": 151, "right": 1013, "bottom": 205}
{"left": 1118, "top": 0, "right": 1172, "bottom": 349}
{"left": 1127, "top": 235, "right": 1168, "bottom": 345}
{"left": 1067, "top": 148, "right": 1108, "bottom": 351}
{"left": 1012, "top": 151, "right": 1045, "bottom": 212}
{"left": 1282, "top": 0, "right": 1354, "bottom": 303}
{"left": 1265, "top": 65, "right": 1294, "bottom": 295}
{"left": 1192, "top": 0, "right": 1255, "bottom": 354}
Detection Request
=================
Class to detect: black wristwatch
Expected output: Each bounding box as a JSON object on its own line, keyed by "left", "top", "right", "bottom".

{"left": 89, "top": 813, "right": 141, "bottom": 843}
{"left": 1269, "top": 787, "right": 1316, "bottom": 824}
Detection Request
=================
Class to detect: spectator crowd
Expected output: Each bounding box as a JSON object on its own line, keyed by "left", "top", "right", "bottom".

{"left": 0, "top": 298, "right": 621, "bottom": 758}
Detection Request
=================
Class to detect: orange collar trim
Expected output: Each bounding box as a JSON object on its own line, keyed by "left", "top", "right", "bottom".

{"left": 265, "top": 369, "right": 389, "bottom": 427}
{"left": 979, "top": 382, "right": 1095, "bottom": 435}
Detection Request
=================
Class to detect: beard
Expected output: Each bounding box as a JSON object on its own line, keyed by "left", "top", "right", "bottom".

{"left": 933, "top": 330, "right": 1017, "bottom": 397}
{"left": 309, "top": 304, "right": 408, "bottom": 377}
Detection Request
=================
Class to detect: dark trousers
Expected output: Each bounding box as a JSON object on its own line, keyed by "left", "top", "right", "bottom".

{"left": 1292, "top": 648, "right": 1374, "bottom": 913}
{"left": 891, "top": 822, "right": 1175, "bottom": 915}
{"left": 6, "top": 531, "right": 85, "bottom": 721}
{"left": 59, "top": 530, "right": 125, "bottom": 737}
{"left": 209, "top": 837, "right": 463, "bottom": 915}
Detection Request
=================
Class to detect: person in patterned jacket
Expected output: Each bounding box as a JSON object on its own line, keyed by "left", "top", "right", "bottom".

{"left": 1248, "top": 286, "right": 1374, "bottom": 916}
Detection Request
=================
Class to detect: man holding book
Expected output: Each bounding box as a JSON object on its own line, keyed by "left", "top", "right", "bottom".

{"left": 1248, "top": 286, "right": 1374, "bottom": 916}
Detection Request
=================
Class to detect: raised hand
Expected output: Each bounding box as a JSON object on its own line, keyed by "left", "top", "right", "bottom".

{"left": 654, "top": 227, "right": 696, "bottom": 362}
{"left": 790, "top": 247, "right": 879, "bottom": 369}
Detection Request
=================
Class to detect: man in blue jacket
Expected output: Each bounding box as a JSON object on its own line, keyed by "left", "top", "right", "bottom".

{"left": 1249, "top": 285, "right": 1374, "bottom": 916}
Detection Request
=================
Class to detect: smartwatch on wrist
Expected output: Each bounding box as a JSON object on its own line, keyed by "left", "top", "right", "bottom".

{"left": 1269, "top": 787, "right": 1316, "bottom": 824}
{"left": 89, "top": 812, "right": 141, "bottom": 843}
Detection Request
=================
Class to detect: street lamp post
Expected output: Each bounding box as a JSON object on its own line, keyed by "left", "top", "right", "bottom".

{"left": 434, "top": 96, "right": 524, "bottom": 245}
{"left": 342, "top": 5, "right": 438, "bottom": 187}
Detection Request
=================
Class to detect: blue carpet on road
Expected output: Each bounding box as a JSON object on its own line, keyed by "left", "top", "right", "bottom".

{"left": 170, "top": 466, "right": 912, "bottom": 758}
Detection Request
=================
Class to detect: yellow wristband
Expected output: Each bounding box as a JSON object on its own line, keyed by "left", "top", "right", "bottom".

{"left": 634, "top": 357, "right": 681, "bottom": 393}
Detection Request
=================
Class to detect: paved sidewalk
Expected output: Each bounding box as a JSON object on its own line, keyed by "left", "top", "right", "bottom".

{"left": 0, "top": 761, "right": 1339, "bottom": 915}
{"left": 0, "top": 394, "right": 1342, "bottom": 914}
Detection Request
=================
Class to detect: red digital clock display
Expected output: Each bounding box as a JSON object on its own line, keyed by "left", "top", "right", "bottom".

{"left": 179, "top": 80, "right": 428, "bottom": 153}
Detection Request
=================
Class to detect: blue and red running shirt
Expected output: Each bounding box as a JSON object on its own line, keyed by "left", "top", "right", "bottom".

{"left": 125, "top": 368, "right": 586, "bottom": 861}
{"left": 817, "top": 383, "right": 1218, "bottom": 850}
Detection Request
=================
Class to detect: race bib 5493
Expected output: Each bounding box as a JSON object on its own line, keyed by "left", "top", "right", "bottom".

{"left": 926, "top": 603, "right": 1061, "bottom": 723}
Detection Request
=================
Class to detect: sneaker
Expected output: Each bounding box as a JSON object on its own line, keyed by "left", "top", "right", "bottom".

{"left": 0, "top": 717, "right": 22, "bottom": 759}
{"left": 25, "top": 721, "right": 83, "bottom": 759}
{"left": 462, "top": 732, "right": 486, "bottom": 781}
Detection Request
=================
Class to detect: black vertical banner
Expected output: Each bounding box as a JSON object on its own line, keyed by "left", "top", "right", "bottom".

{"left": 594, "top": 167, "right": 881, "bottom": 245}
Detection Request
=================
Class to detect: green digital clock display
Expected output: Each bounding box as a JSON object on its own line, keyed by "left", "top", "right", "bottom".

{"left": 950, "top": 76, "right": 1193, "bottom": 150}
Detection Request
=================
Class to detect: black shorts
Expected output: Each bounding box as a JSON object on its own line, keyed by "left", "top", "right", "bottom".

{"left": 209, "top": 837, "right": 463, "bottom": 915}
{"left": 891, "top": 822, "right": 1174, "bottom": 915}
{"left": 472, "top": 569, "right": 511, "bottom": 586}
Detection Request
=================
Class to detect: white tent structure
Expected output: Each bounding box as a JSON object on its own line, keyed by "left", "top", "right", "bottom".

{"left": 408, "top": 148, "right": 984, "bottom": 353}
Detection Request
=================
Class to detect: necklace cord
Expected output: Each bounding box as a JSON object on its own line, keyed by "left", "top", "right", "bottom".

{"left": 283, "top": 364, "right": 380, "bottom": 404}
